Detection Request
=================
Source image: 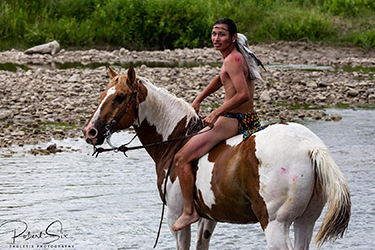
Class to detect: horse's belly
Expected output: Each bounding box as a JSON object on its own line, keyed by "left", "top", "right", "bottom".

{"left": 196, "top": 195, "right": 259, "bottom": 224}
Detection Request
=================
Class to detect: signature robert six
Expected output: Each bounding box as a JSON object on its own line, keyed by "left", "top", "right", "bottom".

{"left": 0, "top": 220, "right": 69, "bottom": 245}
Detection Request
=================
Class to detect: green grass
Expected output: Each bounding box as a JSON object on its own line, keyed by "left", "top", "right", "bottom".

{"left": 0, "top": 0, "right": 374, "bottom": 51}
{"left": 277, "top": 102, "right": 375, "bottom": 110}
{"left": 38, "top": 122, "right": 78, "bottom": 131}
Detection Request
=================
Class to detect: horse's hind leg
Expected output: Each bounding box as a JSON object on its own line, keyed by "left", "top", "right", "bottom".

{"left": 265, "top": 220, "right": 293, "bottom": 250}
{"left": 293, "top": 220, "right": 314, "bottom": 250}
{"left": 293, "top": 189, "right": 325, "bottom": 250}
{"left": 195, "top": 218, "right": 217, "bottom": 250}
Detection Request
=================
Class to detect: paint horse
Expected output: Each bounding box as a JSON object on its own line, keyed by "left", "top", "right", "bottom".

{"left": 82, "top": 66, "right": 351, "bottom": 250}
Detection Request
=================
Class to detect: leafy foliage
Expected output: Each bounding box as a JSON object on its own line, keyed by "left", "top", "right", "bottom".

{"left": 0, "top": 0, "right": 374, "bottom": 50}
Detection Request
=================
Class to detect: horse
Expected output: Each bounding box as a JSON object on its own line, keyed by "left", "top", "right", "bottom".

{"left": 82, "top": 66, "right": 351, "bottom": 250}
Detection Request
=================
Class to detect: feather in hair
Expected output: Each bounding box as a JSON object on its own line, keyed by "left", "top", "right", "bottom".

{"left": 236, "top": 33, "right": 265, "bottom": 81}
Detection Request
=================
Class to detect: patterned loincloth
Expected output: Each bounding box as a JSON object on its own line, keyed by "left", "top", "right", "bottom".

{"left": 222, "top": 110, "right": 261, "bottom": 135}
{"left": 222, "top": 111, "right": 288, "bottom": 141}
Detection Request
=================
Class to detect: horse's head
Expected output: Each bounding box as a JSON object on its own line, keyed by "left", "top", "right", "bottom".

{"left": 82, "top": 66, "right": 140, "bottom": 145}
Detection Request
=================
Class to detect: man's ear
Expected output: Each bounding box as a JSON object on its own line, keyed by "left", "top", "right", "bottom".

{"left": 232, "top": 33, "right": 238, "bottom": 43}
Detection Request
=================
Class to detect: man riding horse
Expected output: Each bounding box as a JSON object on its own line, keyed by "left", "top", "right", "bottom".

{"left": 172, "top": 18, "right": 264, "bottom": 231}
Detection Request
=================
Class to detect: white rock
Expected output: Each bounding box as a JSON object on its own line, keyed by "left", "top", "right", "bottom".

{"left": 24, "top": 40, "right": 61, "bottom": 55}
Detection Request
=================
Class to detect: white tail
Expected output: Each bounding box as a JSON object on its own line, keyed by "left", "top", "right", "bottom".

{"left": 310, "top": 147, "right": 351, "bottom": 248}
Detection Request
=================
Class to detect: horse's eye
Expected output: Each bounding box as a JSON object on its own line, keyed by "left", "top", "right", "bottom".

{"left": 114, "top": 94, "right": 126, "bottom": 103}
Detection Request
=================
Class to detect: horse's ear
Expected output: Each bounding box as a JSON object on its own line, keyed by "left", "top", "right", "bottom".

{"left": 127, "top": 66, "right": 136, "bottom": 84}
{"left": 107, "top": 66, "right": 117, "bottom": 80}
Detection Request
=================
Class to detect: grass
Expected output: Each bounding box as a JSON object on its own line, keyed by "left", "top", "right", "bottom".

{"left": 38, "top": 122, "right": 78, "bottom": 131}
{"left": 277, "top": 102, "right": 375, "bottom": 110}
{"left": 0, "top": 0, "right": 374, "bottom": 51}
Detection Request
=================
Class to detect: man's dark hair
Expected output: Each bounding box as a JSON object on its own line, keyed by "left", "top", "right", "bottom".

{"left": 214, "top": 18, "right": 237, "bottom": 37}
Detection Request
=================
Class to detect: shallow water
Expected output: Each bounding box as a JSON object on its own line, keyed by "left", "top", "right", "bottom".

{"left": 0, "top": 60, "right": 217, "bottom": 72}
{"left": 0, "top": 109, "right": 374, "bottom": 250}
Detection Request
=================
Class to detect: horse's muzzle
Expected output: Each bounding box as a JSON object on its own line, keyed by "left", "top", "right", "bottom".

{"left": 82, "top": 124, "right": 99, "bottom": 145}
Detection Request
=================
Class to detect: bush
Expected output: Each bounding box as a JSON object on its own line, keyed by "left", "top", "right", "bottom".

{"left": 320, "top": 0, "right": 375, "bottom": 17}
{"left": 0, "top": 0, "right": 374, "bottom": 50}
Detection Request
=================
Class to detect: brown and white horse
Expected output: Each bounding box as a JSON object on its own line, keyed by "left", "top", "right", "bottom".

{"left": 82, "top": 66, "right": 351, "bottom": 250}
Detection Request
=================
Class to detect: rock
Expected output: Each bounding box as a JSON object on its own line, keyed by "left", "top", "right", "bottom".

{"left": 160, "top": 77, "right": 170, "bottom": 82}
{"left": 312, "top": 111, "right": 323, "bottom": 120}
{"left": 24, "top": 40, "right": 61, "bottom": 56}
{"left": 260, "top": 91, "right": 271, "bottom": 103}
{"left": 10, "top": 131, "right": 25, "bottom": 136}
{"left": 368, "top": 94, "right": 375, "bottom": 104}
{"left": 331, "top": 114, "right": 342, "bottom": 122}
{"left": 347, "top": 89, "right": 359, "bottom": 97}
{"left": 67, "top": 74, "right": 81, "bottom": 82}
{"left": 0, "top": 111, "right": 11, "bottom": 121}
{"left": 318, "top": 82, "right": 331, "bottom": 88}
{"left": 46, "top": 144, "right": 61, "bottom": 153}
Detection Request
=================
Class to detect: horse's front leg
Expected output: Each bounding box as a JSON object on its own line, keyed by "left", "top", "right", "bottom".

{"left": 168, "top": 219, "right": 191, "bottom": 250}
{"left": 195, "top": 218, "right": 217, "bottom": 250}
{"left": 166, "top": 180, "right": 191, "bottom": 250}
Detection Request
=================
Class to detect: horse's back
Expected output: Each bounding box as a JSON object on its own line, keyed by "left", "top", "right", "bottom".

{"left": 254, "top": 122, "right": 326, "bottom": 160}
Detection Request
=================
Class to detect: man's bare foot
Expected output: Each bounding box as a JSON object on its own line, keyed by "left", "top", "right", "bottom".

{"left": 171, "top": 212, "right": 200, "bottom": 231}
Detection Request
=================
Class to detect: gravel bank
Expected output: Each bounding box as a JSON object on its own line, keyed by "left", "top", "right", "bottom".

{"left": 0, "top": 42, "right": 374, "bottom": 149}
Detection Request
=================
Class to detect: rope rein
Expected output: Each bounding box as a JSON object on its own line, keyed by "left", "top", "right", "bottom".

{"left": 92, "top": 124, "right": 212, "bottom": 158}
{"left": 153, "top": 139, "right": 184, "bottom": 248}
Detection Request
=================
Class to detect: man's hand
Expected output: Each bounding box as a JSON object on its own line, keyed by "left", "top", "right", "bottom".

{"left": 203, "top": 113, "right": 218, "bottom": 128}
{"left": 191, "top": 100, "right": 200, "bottom": 114}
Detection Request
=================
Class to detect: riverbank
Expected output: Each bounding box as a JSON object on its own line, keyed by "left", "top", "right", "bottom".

{"left": 0, "top": 42, "right": 374, "bottom": 148}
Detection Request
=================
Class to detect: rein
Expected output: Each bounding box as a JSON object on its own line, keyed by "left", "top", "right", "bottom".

{"left": 92, "top": 124, "right": 212, "bottom": 158}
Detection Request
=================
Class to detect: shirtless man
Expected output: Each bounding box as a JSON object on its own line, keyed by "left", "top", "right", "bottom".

{"left": 172, "top": 18, "right": 262, "bottom": 231}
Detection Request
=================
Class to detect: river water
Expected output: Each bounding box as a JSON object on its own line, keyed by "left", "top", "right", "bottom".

{"left": 0, "top": 108, "right": 374, "bottom": 250}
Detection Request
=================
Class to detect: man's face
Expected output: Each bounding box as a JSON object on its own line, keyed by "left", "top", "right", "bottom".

{"left": 211, "top": 24, "right": 231, "bottom": 51}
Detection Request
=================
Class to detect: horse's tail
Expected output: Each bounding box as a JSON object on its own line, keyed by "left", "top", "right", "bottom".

{"left": 310, "top": 147, "right": 351, "bottom": 248}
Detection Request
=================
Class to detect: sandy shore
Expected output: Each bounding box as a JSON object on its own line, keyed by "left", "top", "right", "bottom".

{"left": 0, "top": 42, "right": 374, "bottom": 149}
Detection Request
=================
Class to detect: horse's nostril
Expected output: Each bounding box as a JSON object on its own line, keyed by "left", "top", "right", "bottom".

{"left": 89, "top": 128, "right": 97, "bottom": 137}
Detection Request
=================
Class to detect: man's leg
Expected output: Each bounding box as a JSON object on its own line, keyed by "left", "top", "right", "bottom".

{"left": 172, "top": 117, "right": 238, "bottom": 231}
{"left": 171, "top": 157, "right": 200, "bottom": 231}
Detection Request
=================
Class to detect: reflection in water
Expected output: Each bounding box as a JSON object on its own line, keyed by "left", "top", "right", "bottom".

{"left": 0, "top": 60, "right": 220, "bottom": 72}
{"left": 0, "top": 109, "right": 374, "bottom": 249}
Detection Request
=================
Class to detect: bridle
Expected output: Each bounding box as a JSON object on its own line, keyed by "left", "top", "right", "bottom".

{"left": 101, "top": 79, "right": 140, "bottom": 153}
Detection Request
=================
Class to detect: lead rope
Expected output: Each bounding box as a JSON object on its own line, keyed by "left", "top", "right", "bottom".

{"left": 154, "top": 119, "right": 205, "bottom": 248}
{"left": 153, "top": 139, "right": 184, "bottom": 249}
{"left": 93, "top": 123, "right": 211, "bottom": 158}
